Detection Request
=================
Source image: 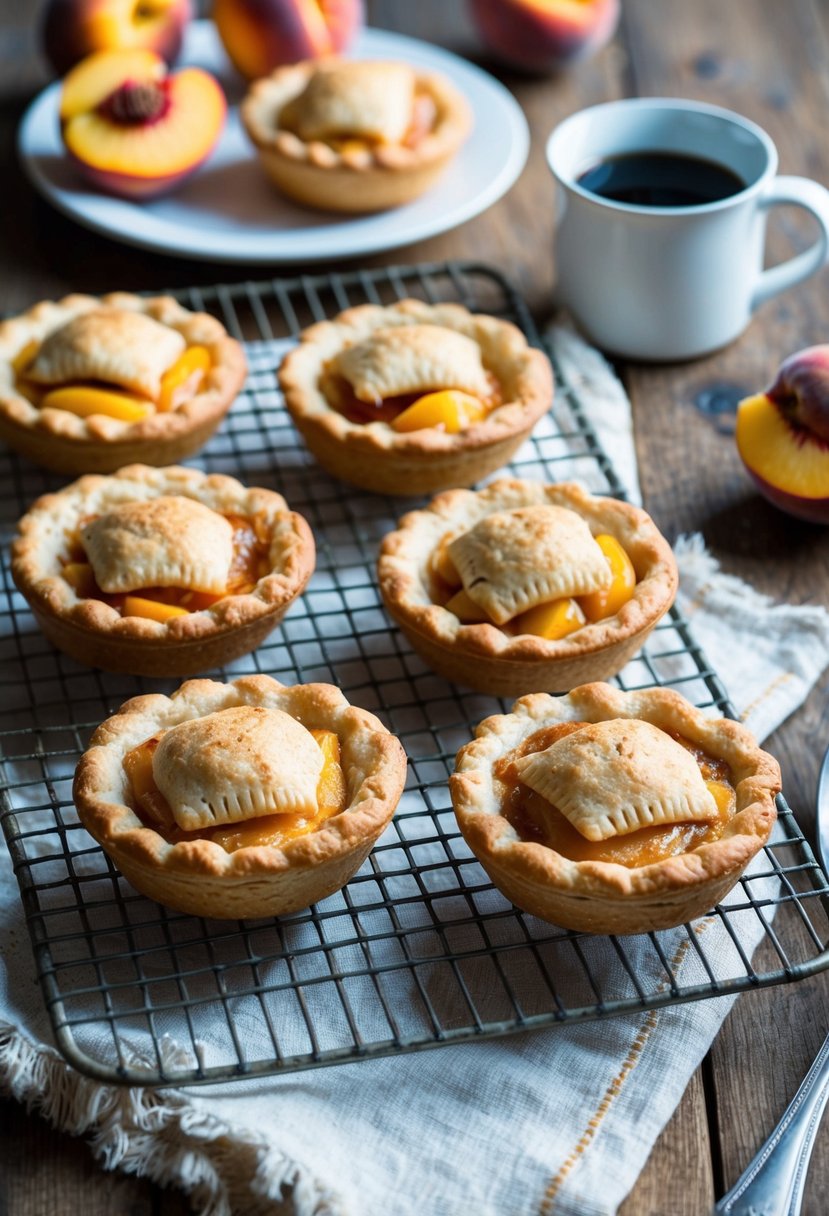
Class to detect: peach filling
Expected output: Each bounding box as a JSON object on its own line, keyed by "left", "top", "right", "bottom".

{"left": 123, "top": 727, "right": 347, "bottom": 851}
{"left": 431, "top": 531, "right": 637, "bottom": 637}
{"left": 13, "top": 344, "right": 211, "bottom": 419}
{"left": 495, "top": 722, "right": 735, "bottom": 868}
{"left": 60, "top": 511, "right": 271, "bottom": 620}
{"left": 320, "top": 368, "right": 502, "bottom": 432}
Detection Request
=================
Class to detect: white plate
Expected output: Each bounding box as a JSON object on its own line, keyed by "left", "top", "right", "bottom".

{"left": 17, "top": 22, "right": 529, "bottom": 265}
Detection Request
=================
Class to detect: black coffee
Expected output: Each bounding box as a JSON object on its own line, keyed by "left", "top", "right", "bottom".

{"left": 577, "top": 151, "right": 745, "bottom": 207}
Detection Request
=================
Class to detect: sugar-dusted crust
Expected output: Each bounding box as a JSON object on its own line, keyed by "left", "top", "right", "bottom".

{"left": 73, "top": 675, "right": 408, "bottom": 919}
{"left": 11, "top": 464, "right": 315, "bottom": 676}
{"left": 241, "top": 60, "right": 471, "bottom": 213}
{"left": 378, "top": 479, "right": 678, "bottom": 696}
{"left": 450, "top": 682, "right": 781, "bottom": 935}
{"left": 0, "top": 293, "right": 246, "bottom": 474}
{"left": 279, "top": 300, "right": 553, "bottom": 496}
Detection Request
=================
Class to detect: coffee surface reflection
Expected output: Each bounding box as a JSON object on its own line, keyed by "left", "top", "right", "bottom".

{"left": 577, "top": 151, "right": 746, "bottom": 208}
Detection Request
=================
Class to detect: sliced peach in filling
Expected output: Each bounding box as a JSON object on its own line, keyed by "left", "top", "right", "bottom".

{"left": 579, "top": 533, "right": 636, "bottom": 622}
{"left": 62, "top": 561, "right": 98, "bottom": 598}
{"left": 123, "top": 595, "right": 190, "bottom": 622}
{"left": 40, "top": 385, "right": 155, "bottom": 422}
{"left": 392, "top": 390, "right": 488, "bottom": 434}
{"left": 157, "top": 345, "right": 211, "bottom": 412}
{"left": 123, "top": 725, "right": 348, "bottom": 851}
{"left": 512, "top": 597, "right": 586, "bottom": 640}
{"left": 445, "top": 588, "right": 493, "bottom": 624}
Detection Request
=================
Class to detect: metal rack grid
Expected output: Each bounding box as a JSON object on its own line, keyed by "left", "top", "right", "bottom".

{"left": 1, "top": 261, "right": 828, "bottom": 1088}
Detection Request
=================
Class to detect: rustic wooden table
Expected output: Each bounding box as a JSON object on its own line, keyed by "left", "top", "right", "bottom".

{"left": 2, "top": 1, "right": 829, "bottom": 1212}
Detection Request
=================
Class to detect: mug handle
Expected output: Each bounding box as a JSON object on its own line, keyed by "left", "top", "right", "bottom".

{"left": 752, "top": 175, "right": 829, "bottom": 310}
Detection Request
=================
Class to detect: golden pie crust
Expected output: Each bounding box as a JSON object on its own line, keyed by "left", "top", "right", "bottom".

{"left": 279, "top": 300, "right": 553, "bottom": 496}
{"left": 11, "top": 464, "right": 315, "bottom": 676}
{"left": 451, "top": 682, "right": 781, "bottom": 934}
{"left": 0, "top": 293, "right": 246, "bottom": 474}
{"left": 73, "top": 675, "right": 408, "bottom": 919}
{"left": 241, "top": 58, "right": 471, "bottom": 213}
{"left": 378, "top": 479, "right": 678, "bottom": 697}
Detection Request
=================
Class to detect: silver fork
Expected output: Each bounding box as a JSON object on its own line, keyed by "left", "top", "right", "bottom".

{"left": 713, "top": 751, "right": 829, "bottom": 1216}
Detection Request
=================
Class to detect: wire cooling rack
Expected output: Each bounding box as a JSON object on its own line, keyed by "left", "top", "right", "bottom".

{"left": 1, "top": 261, "right": 828, "bottom": 1088}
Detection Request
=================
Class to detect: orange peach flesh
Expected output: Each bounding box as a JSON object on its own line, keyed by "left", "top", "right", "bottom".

{"left": 18, "top": 347, "right": 210, "bottom": 422}
{"left": 736, "top": 393, "right": 829, "bottom": 500}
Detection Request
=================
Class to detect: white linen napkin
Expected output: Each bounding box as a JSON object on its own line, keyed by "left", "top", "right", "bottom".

{"left": 2, "top": 329, "right": 829, "bottom": 1216}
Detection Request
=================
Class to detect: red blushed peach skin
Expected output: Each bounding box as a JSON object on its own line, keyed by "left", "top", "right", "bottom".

{"left": 468, "top": 0, "right": 620, "bottom": 71}
{"left": 736, "top": 393, "right": 829, "bottom": 523}
{"left": 62, "top": 65, "right": 226, "bottom": 200}
{"left": 42, "top": 0, "right": 192, "bottom": 77}
{"left": 214, "top": 0, "right": 363, "bottom": 79}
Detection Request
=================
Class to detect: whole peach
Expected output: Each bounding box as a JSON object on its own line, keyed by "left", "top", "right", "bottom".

{"left": 42, "top": 0, "right": 192, "bottom": 78}
{"left": 214, "top": 0, "right": 364, "bottom": 80}
{"left": 468, "top": 0, "right": 620, "bottom": 72}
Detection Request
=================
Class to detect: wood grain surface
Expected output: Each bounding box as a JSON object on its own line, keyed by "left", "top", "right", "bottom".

{"left": 1, "top": 1, "right": 829, "bottom": 1213}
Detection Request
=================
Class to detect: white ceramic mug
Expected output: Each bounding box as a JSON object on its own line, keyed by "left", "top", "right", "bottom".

{"left": 546, "top": 98, "right": 829, "bottom": 360}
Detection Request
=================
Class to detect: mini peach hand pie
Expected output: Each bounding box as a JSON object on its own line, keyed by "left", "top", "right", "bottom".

{"left": 11, "top": 464, "right": 315, "bottom": 676}
{"left": 378, "top": 479, "right": 678, "bottom": 697}
{"left": 241, "top": 58, "right": 471, "bottom": 212}
{"left": 0, "top": 293, "right": 245, "bottom": 474}
{"left": 451, "top": 682, "right": 781, "bottom": 934}
{"left": 74, "top": 676, "right": 407, "bottom": 919}
{"left": 279, "top": 300, "right": 553, "bottom": 496}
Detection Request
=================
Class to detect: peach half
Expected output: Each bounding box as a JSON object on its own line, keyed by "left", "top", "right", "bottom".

{"left": 736, "top": 393, "right": 829, "bottom": 523}
{"left": 736, "top": 346, "right": 829, "bottom": 523}
{"left": 41, "top": 0, "right": 192, "bottom": 78}
{"left": 214, "top": 0, "right": 363, "bottom": 80}
{"left": 60, "top": 49, "right": 225, "bottom": 199}
{"left": 468, "top": 0, "right": 620, "bottom": 72}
